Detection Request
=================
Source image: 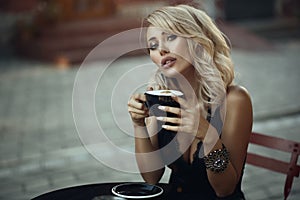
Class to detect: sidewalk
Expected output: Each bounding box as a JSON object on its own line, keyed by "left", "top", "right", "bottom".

{"left": 0, "top": 24, "right": 300, "bottom": 200}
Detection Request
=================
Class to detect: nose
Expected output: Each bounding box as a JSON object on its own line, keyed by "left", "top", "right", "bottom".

{"left": 159, "top": 49, "right": 170, "bottom": 56}
{"left": 159, "top": 43, "right": 170, "bottom": 56}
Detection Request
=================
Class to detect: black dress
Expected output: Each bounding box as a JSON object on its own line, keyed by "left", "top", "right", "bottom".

{"left": 157, "top": 107, "right": 246, "bottom": 200}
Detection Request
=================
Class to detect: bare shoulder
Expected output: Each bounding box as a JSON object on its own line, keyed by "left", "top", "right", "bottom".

{"left": 226, "top": 85, "right": 251, "bottom": 105}
{"left": 222, "top": 86, "right": 253, "bottom": 147}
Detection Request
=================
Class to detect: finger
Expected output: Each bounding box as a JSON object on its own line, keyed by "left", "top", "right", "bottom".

{"left": 146, "top": 86, "right": 154, "bottom": 91}
{"left": 128, "top": 107, "right": 148, "bottom": 115}
{"left": 129, "top": 109, "right": 149, "bottom": 120}
{"left": 156, "top": 116, "right": 182, "bottom": 125}
{"left": 162, "top": 124, "right": 180, "bottom": 132}
{"left": 128, "top": 100, "right": 144, "bottom": 110}
{"left": 128, "top": 95, "right": 147, "bottom": 110}
{"left": 134, "top": 93, "right": 147, "bottom": 102}
{"left": 158, "top": 106, "right": 181, "bottom": 116}
{"left": 147, "top": 84, "right": 163, "bottom": 91}
{"left": 162, "top": 124, "right": 195, "bottom": 136}
{"left": 131, "top": 112, "right": 148, "bottom": 119}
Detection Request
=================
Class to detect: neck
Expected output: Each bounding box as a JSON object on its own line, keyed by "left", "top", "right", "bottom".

{"left": 182, "top": 67, "right": 198, "bottom": 96}
{"left": 164, "top": 68, "right": 199, "bottom": 97}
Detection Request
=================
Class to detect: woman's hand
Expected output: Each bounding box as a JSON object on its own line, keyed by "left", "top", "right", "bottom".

{"left": 128, "top": 94, "right": 149, "bottom": 127}
{"left": 128, "top": 84, "right": 165, "bottom": 127}
{"left": 156, "top": 96, "right": 208, "bottom": 140}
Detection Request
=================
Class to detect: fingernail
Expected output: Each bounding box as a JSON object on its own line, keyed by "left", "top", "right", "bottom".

{"left": 158, "top": 106, "right": 165, "bottom": 110}
{"left": 162, "top": 125, "right": 167, "bottom": 129}
{"left": 156, "top": 117, "right": 163, "bottom": 121}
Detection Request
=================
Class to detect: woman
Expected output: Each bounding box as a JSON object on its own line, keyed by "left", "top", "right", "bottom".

{"left": 128, "top": 4, "right": 252, "bottom": 200}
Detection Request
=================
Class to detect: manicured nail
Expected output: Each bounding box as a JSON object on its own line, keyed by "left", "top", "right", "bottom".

{"left": 162, "top": 125, "right": 167, "bottom": 129}
{"left": 158, "top": 106, "right": 165, "bottom": 110}
{"left": 156, "top": 117, "right": 164, "bottom": 121}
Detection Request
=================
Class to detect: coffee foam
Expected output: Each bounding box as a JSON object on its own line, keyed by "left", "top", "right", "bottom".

{"left": 145, "top": 90, "right": 183, "bottom": 96}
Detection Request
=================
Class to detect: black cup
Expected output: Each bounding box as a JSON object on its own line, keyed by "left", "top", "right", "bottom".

{"left": 145, "top": 90, "right": 184, "bottom": 129}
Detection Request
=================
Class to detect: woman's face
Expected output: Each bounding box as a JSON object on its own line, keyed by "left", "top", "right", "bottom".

{"left": 146, "top": 26, "right": 193, "bottom": 78}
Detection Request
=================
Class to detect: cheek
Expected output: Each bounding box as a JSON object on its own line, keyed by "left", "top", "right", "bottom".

{"left": 171, "top": 41, "right": 192, "bottom": 63}
{"left": 150, "top": 52, "right": 160, "bottom": 66}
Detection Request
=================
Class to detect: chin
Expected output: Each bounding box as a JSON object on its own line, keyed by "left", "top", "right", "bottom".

{"left": 161, "top": 68, "right": 181, "bottom": 78}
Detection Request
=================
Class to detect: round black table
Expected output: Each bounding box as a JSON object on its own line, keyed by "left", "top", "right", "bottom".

{"left": 31, "top": 182, "right": 171, "bottom": 200}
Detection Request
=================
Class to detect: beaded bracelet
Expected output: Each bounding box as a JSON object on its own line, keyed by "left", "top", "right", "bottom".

{"left": 203, "top": 144, "right": 229, "bottom": 173}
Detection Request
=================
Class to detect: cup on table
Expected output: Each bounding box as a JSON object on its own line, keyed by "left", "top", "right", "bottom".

{"left": 144, "top": 90, "right": 184, "bottom": 131}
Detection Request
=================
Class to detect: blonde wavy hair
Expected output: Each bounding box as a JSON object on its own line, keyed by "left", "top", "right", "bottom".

{"left": 145, "top": 4, "right": 234, "bottom": 111}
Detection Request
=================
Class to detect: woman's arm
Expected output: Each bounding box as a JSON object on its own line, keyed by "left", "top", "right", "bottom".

{"left": 204, "top": 85, "right": 253, "bottom": 197}
{"left": 134, "top": 120, "right": 165, "bottom": 184}
{"left": 128, "top": 94, "right": 165, "bottom": 184}
{"left": 153, "top": 85, "right": 252, "bottom": 195}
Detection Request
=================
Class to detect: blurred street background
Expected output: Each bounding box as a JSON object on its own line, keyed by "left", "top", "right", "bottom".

{"left": 0, "top": 0, "right": 300, "bottom": 200}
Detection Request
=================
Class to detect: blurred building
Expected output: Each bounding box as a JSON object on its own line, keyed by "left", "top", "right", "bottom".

{"left": 0, "top": 0, "right": 299, "bottom": 64}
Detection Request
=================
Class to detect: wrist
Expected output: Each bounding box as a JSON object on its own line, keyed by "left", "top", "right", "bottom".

{"left": 133, "top": 123, "right": 149, "bottom": 139}
{"left": 204, "top": 143, "right": 230, "bottom": 173}
{"left": 203, "top": 135, "right": 222, "bottom": 156}
{"left": 132, "top": 120, "right": 146, "bottom": 127}
{"left": 133, "top": 123, "right": 146, "bottom": 127}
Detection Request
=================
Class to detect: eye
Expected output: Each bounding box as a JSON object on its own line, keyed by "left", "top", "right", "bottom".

{"left": 148, "top": 41, "right": 158, "bottom": 51}
{"left": 167, "top": 34, "right": 177, "bottom": 41}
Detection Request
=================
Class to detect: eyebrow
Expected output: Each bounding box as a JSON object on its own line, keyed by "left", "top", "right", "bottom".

{"left": 148, "top": 37, "right": 156, "bottom": 42}
{"left": 147, "top": 32, "right": 168, "bottom": 42}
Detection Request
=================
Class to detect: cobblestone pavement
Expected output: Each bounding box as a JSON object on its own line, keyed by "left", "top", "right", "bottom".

{"left": 1, "top": 34, "right": 300, "bottom": 200}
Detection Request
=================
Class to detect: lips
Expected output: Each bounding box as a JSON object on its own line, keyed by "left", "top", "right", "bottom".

{"left": 161, "top": 57, "right": 176, "bottom": 68}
